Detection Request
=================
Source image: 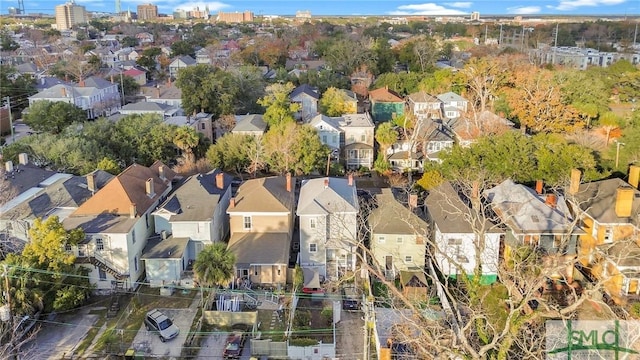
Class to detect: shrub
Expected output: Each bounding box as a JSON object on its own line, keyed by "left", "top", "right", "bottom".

{"left": 321, "top": 307, "right": 333, "bottom": 325}
{"left": 630, "top": 302, "right": 640, "bottom": 319}
{"left": 290, "top": 337, "right": 319, "bottom": 346}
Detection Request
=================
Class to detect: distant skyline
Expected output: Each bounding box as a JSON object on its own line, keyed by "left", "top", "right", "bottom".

{"left": 3, "top": 0, "right": 640, "bottom": 17}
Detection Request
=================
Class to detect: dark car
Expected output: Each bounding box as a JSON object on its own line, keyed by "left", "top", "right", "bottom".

{"left": 223, "top": 324, "right": 249, "bottom": 359}
{"left": 342, "top": 286, "right": 360, "bottom": 311}
{"left": 144, "top": 309, "right": 180, "bottom": 342}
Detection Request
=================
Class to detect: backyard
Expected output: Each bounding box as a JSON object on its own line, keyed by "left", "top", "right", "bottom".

{"left": 290, "top": 297, "right": 334, "bottom": 345}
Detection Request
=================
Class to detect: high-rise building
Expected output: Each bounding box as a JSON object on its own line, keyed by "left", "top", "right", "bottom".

{"left": 55, "top": 1, "right": 88, "bottom": 30}
{"left": 216, "top": 11, "right": 253, "bottom": 23}
{"left": 115, "top": 0, "right": 121, "bottom": 14}
{"left": 470, "top": 11, "right": 480, "bottom": 21}
{"left": 137, "top": 3, "right": 158, "bottom": 21}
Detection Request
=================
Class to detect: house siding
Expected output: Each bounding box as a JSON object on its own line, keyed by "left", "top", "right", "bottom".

{"left": 433, "top": 227, "right": 500, "bottom": 282}
{"left": 371, "top": 233, "right": 426, "bottom": 273}
{"left": 146, "top": 258, "right": 185, "bottom": 286}
{"left": 229, "top": 213, "right": 291, "bottom": 233}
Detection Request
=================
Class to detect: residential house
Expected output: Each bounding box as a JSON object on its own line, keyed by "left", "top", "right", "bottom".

{"left": 123, "top": 68, "right": 147, "bottom": 86}
{"left": 341, "top": 113, "right": 375, "bottom": 171}
{"left": 387, "top": 138, "right": 424, "bottom": 173}
{"left": 448, "top": 110, "right": 514, "bottom": 147}
{"left": 165, "top": 112, "right": 214, "bottom": 142}
{"left": 28, "top": 76, "right": 121, "bottom": 119}
{"left": 226, "top": 175, "right": 296, "bottom": 287}
{"left": 484, "top": 179, "right": 580, "bottom": 282}
{"left": 369, "top": 189, "right": 427, "bottom": 280}
{"left": 425, "top": 182, "right": 501, "bottom": 285}
{"left": 437, "top": 92, "right": 468, "bottom": 120}
{"left": 118, "top": 101, "right": 182, "bottom": 117}
{"left": 232, "top": 114, "right": 267, "bottom": 137}
{"left": 309, "top": 114, "right": 342, "bottom": 152}
{"left": 63, "top": 162, "right": 176, "bottom": 292}
{"left": 140, "top": 82, "right": 182, "bottom": 108}
{"left": 136, "top": 32, "right": 154, "bottom": 44}
{"left": 195, "top": 47, "right": 212, "bottom": 65}
{"left": 421, "top": 121, "right": 455, "bottom": 163}
{"left": 1, "top": 159, "right": 113, "bottom": 248}
{"left": 369, "top": 86, "right": 405, "bottom": 123}
{"left": 406, "top": 91, "right": 442, "bottom": 121}
{"left": 297, "top": 176, "right": 359, "bottom": 280}
{"left": 570, "top": 167, "right": 640, "bottom": 304}
{"left": 169, "top": 55, "right": 197, "bottom": 78}
{"left": 290, "top": 84, "right": 319, "bottom": 122}
{"left": 145, "top": 170, "right": 233, "bottom": 287}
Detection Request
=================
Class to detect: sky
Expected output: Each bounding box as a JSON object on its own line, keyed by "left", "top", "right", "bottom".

{"left": 5, "top": 0, "right": 640, "bottom": 17}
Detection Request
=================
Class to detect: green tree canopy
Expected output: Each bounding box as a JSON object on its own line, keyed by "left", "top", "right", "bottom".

{"left": 193, "top": 243, "right": 236, "bottom": 288}
{"left": 375, "top": 122, "right": 397, "bottom": 161}
{"left": 175, "top": 64, "right": 237, "bottom": 117}
{"left": 206, "top": 133, "right": 256, "bottom": 176}
{"left": 264, "top": 122, "right": 329, "bottom": 175}
{"left": 320, "top": 87, "right": 351, "bottom": 117}
{"left": 23, "top": 101, "right": 86, "bottom": 134}
{"left": 258, "top": 82, "right": 300, "bottom": 126}
{"left": 170, "top": 40, "right": 195, "bottom": 57}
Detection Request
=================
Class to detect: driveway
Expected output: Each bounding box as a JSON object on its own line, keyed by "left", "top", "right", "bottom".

{"left": 131, "top": 307, "right": 197, "bottom": 358}
{"left": 197, "top": 331, "right": 253, "bottom": 360}
{"left": 23, "top": 309, "right": 100, "bottom": 359}
{"left": 336, "top": 310, "right": 365, "bottom": 360}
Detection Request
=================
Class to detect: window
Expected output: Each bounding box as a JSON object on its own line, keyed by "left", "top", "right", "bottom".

{"left": 456, "top": 255, "right": 469, "bottom": 263}
{"left": 96, "top": 238, "right": 104, "bottom": 251}
{"left": 604, "top": 228, "right": 613, "bottom": 243}
{"left": 64, "top": 244, "right": 72, "bottom": 252}
{"left": 405, "top": 255, "right": 413, "bottom": 263}
{"left": 243, "top": 216, "right": 252, "bottom": 230}
{"left": 396, "top": 237, "right": 403, "bottom": 244}
{"left": 145, "top": 213, "right": 149, "bottom": 228}
{"left": 332, "top": 135, "right": 337, "bottom": 143}
{"left": 448, "top": 238, "right": 462, "bottom": 245}
{"left": 378, "top": 236, "right": 385, "bottom": 244}
{"left": 201, "top": 123, "right": 206, "bottom": 130}
{"left": 134, "top": 256, "right": 138, "bottom": 272}
{"left": 254, "top": 268, "right": 258, "bottom": 276}
{"left": 78, "top": 245, "right": 85, "bottom": 257}
{"left": 322, "top": 135, "right": 327, "bottom": 143}
{"left": 131, "top": 229, "right": 136, "bottom": 244}
{"left": 310, "top": 218, "right": 316, "bottom": 229}
{"left": 360, "top": 134, "right": 365, "bottom": 142}
{"left": 309, "top": 243, "right": 317, "bottom": 253}
{"left": 98, "top": 268, "right": 107, "bottom": 281}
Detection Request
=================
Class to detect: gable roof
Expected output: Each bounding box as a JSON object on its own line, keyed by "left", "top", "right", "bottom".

{"left": 573, "top": 178, "right": 640, "bottom": 226}
{"left": 71, "top": 161, "right": 175, "bottom": 217}
{"left": 437, "top": 91, "right": 467, "bottom": 103}
{"left": 309, "top": 114, "right": 342, "bottom": 132}
{"left": 407, "top": 91, "right": 440, "bottom": 104}
{"left": 369, "top": 87, "right": 404, "bottom": 103}
{"left": 425, "top": 182, "right": 501, "bottom": 234}
{"left": 123, "top": 68, "right": 146, "bottom": 77}
{"left": 228, "top": 176, "right": 295, "bottom": 213}
{"left": 172, "top": 55, "right": 196, "bottom": 66}
{"left": 232, "top": 114, "right": 267, "bottom": 132}
{"left": 484, "top": 179, "right": 575, "bottom": 234}
{"left": 369, "top": 188, "right": 427, "bottom": 235}
{"left": 83, "top": 76, "right": 115, "bottom": 89}
{"left": 339, "top": 113, "right": 375, "bottom": 128}
{"left": 121, "top": 101, "right": 172, "bottom": 112}
{"left": 290, "top": 84, "right": 319, "bottom": 100}
{"left": 297, "top": 177, "right": 359, "bottom": 216}
{"left": 156, "top": 169, "right": 233, "bottom": 222}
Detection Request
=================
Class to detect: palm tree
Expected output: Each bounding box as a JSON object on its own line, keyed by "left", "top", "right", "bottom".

{"left": 193, "top": 243, "right": 236, "bottom": 307}
{"left": 173, "top": 127, "right": 200, "bottom": 164}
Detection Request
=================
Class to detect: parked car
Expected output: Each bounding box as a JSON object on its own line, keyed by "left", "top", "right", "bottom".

{"left": 223, "top": 324, "right": 249, "bottom": 359}
{"left": 144, "top": 309, "right": 180, "bottom": 342}
{"left": 342, "top": 285, "right": 360, "bottom": 311}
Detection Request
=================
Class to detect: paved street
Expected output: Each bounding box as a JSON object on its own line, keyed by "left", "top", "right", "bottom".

{"left": 2, "top": 121, "right": 32, "bottom": 146}
{"left": 23, "top": 308, "right": 100, "bottom": 360}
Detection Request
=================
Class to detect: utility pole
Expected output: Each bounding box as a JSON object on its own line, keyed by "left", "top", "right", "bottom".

{"left": 3, "top": 97, "right": 15, "bottom": 144}
{"left": 325, "top": 152, "right": 331, "bottom": 176}
{"left": 553, "top": 23, "right": 559, "bottom": 65}
{"left": 3, "top": 264, "right": 15, "bottom": 359}
{"left": 484, "top": 24, "right": 488, "bottom": 45}
{"left": 634, "top": 21, "right": 638, "bottom": 48}
{"left": 499, "top": 24, "right": 503, "bottom": 45}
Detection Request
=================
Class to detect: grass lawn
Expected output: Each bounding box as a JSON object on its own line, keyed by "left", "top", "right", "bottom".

{"left": 73, "top": 308, "right": 108, "bottom": 356}
{"left": 93, "top": 286, "right": 197, "bottom": 354}
{"left": 257, "top": 309, "right": 286, "bottom": 341}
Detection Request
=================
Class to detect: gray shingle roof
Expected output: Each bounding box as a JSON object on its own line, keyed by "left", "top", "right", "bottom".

{"left": 573, "top": 178, "right": 640, "bottom": 226}
{"left": 227, "top": 232, "right": 290, "bottom": 266}
{"left": 369, "top": 188, "right": 427, "bottom": 235}
{"left": 232, "top": 114, "right": 267, "bottom": 132}
{"left": 297, "top": 177, "right": 359, "bottom": 216}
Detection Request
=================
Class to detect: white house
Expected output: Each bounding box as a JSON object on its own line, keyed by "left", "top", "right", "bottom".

{"left": 144, "top": 170, "right": 233, "bottom": 287}
{"left": 63, "top": 162, "right": 176, "bottom": 292}
{"left": 297, "top": 176, "right": 359, "bottom": 280}
{"left": 309, "top": 114, "right": 342, "bottom": 151}
{"left": 169, "top": 55, "right": 196, "bottom": 78}
{"left": 341, "top": 113, "right": 375, "bottom": 170}
{"left": 290, "top": 84, "right": 319, "bottom": 122}
{"left": 437, "top": 92, "right": 468, "bottom": 120}
{"left": 425, "top": 182, "right": 501, "bottom": 284}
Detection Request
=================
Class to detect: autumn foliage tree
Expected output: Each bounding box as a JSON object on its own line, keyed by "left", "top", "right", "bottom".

{"left": 258, "top": 82, "right": 300, "bottom": 126}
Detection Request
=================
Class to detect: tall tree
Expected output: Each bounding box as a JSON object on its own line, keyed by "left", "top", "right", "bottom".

{"left": 375, "top": 122, "right": 397, "bottom": 161}
{"left": 258, "top": 82, "right": 300, "bottom": 126}
{"left": 23, "top": 101, "right": 86, "bottom": 134}
{"left": 460, "top": 57, "right": 508, "bottom": 114}
{"left": 206, "top": 133, "right": 256, "bottom": 176}
{"left": 176, "top": 64, "right": 237, "bottom": 118}
{"left": 598, "top": 111, "right": 621, "bottom": 146}
{"left": 264, "top": 122, "right": 329, "bottom": 175}
{"left": 173, "top": 126, "right": 200, "bottom": 164}
{"left": 319, "top": 87, "right": 351, "bottom": 117}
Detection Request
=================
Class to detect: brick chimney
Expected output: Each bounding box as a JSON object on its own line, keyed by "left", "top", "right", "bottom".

{"left": 409, "top": 194, "right": 418, "bottom": 209}
{"left": 615, "top": 187, "right": 634, "bottom": 218}
{"left": 569, "top": 169, "right": 581, "bottom": 195}
{"left": 286, "top": 173, "right": 292, "bottom": 192}
{"left": 5, "top": 161, "right": 13, "bottom": 172}
{"left": 87, "top": 172, "right": 96, "bottom": 193}
{"left": 230, "top": 198, "right": 235, "bottom": 208}
{"left": 110, "top": 74, "right": 114, "bottom": 84}
{"left": 629, "top": 165, "right": 640, "bottom": 189}
{"left": 158, "top": 165, "right": 166, "bottom": 180}
{"left": 79, "top": 78, "right": 85, "bottom": 87}
{"left": 348, "top": 174, "right": 353, "bottom": 186}
{"left": 216, "top": 172, "right": 224, "bottom": 189}
{"left": 130, "top": 203, "right": 137, "bottom": 218}
{"left": 545, "top": 193, "right": 557, "bottom": 208}
{"left": 535, "top": 180, "right": 543, "bottom": 194}
{"left": 61, "top": 87, "right": 67, "bottom": 97}
{"left": 324, "top": 178, "right": 329, "bottom": 188}
{"left": 145, "top": 178, "right": 155, "bottom": 197}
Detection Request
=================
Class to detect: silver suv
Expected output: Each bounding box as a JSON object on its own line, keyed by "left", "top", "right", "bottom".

{"left": 144, "top": 309, "right": 180, "bottom": 342}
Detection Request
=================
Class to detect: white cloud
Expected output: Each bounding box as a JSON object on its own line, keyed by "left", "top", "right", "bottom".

{"left": 392, "top": 3, "right": 467, "bottom": 15}
{"left": 553, "top": 0, "right": 626, "bottom": 11}
{"left": 507, "top": 5, "right": 542, "bottom": 14}
{"left": 445, "top": 2, "right": 473, "bottom": 8}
